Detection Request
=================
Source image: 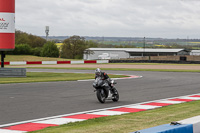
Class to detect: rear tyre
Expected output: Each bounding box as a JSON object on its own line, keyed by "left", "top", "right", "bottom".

{"left": 96, "top": 89, "right": 106, "bottom": 103}
{"left": 112, "top": 88, "right": 119, "bottom": 102}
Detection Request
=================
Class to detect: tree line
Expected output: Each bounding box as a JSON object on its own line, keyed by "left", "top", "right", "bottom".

{"left": 12, "top": 30, "right": 193, "bottom": 59}
{"left": 7, "top": 30, "right": 93, "bottom": 59}
{"left": 8, "top": 30, "right": 135, "bottom": 59}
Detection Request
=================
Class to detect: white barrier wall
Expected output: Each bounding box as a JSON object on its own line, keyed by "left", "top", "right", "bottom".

{"left": 3, "top": 60, "right": 109, "bottom": 65}
{"left": 179, "top": 115, "right": 200, "bottom": 133}
{"left": 134, "top": 115, "right": 200, "bottom": 133}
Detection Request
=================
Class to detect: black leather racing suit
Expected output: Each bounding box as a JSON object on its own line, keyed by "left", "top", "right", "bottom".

{"left": 95, "top": 72, "right": 111, "bottom": 97}
{"left": 95, "top": 72, "right": 109, "bottom": 80}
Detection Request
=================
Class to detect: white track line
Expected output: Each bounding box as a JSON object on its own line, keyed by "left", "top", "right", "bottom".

{"left": 157, "top": 100, "right": 185, "bottom": 104}
{"left": 0, "top": 129, "right": 26, "bottom": 133}
{"left": 88, "top": 110, "right": 129, "bottom": 116}
{"left": 34, "top": 118, "right": 85, "bottom": 125}
{"left": 126, "top": 105, "right": 160, "bottom": 110}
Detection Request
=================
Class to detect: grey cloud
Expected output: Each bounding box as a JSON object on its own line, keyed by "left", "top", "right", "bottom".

{"left": 15, "top": 0, "right": 200, "bottom": 38}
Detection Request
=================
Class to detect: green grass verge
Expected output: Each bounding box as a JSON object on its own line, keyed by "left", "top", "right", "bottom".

{"left": 29, "top": 100, "right": 200, "bottom": 133}
{"left": 0, "top": 72, "right": 127, "bottom": 84}
{"left": 4, "top": 55, "right": 78, "bottom": 61}
{"left": 26, "top": 67, "right": 200, "bottom": 73}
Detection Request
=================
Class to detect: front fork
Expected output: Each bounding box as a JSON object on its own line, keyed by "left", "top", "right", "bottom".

{"left": 107, "top": 90, "right": 112, "bottom": 99}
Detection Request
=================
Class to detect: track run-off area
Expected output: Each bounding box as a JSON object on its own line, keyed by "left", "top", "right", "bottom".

{"left": 0, "top": 67, "right": 200, "bottom": 132}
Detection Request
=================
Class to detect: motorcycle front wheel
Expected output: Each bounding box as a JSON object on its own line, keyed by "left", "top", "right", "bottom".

{"left": 96, "top": 89, "right": 106, "bottom": 103}
{"left": 112, "top": 88, "right": 119, "bottom": 102}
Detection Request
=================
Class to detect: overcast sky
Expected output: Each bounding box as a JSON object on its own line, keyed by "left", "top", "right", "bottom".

{"left": 15, "top": 0, "right": 200, "bottom": 38}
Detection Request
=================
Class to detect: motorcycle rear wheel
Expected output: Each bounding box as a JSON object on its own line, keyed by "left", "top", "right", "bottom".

{"left": 96, "top": 89, "right": 106, "bottom": 103}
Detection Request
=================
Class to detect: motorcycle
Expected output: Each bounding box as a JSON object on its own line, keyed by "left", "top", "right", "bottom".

{"left": 93, "top": 77, "right": 119, "bottom": 103}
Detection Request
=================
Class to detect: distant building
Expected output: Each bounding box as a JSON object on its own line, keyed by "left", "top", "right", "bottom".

{"left": 84, "top": 48, "right": 190, "bottom": 60}
{"left": 190, "top": 50, "right": 200, "bottom": 56}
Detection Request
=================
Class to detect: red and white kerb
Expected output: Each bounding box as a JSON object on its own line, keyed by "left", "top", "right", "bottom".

{"left": 0, "top": 0, "right": 15, "bottom": 51}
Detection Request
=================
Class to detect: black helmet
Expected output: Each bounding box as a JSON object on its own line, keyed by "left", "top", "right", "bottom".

{"left": 95, "top": 68, "right": 101, "bottom": 76}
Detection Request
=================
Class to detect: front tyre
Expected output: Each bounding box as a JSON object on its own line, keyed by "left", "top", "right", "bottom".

{"left": 112, "top": 88, "right": 119, "bottom": 102}
{"left": 96, "top": 89, "right": 106, "bottom": 103}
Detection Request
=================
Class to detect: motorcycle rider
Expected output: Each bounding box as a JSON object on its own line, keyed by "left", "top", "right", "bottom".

{"left": 95, "top": 68, "right": 112, "bottom": 97}
{"left": 95, "top": 68, "right": 111, "bottom": 84}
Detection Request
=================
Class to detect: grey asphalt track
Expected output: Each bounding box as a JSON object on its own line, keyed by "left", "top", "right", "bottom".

{"left": 0, "top": 69, "right": 200, "bottom": 125}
